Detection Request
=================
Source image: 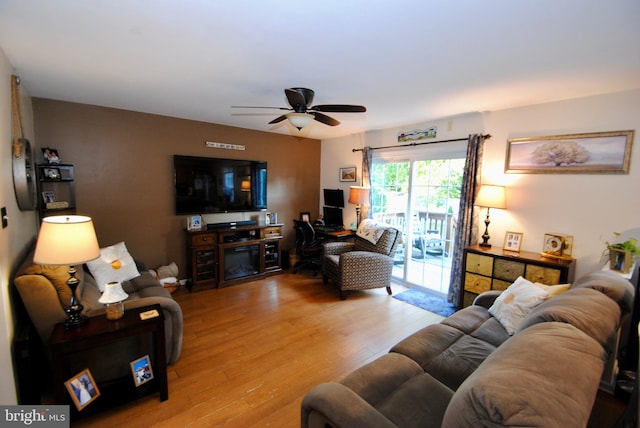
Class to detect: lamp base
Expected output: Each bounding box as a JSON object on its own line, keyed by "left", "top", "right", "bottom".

{"left": 479, "top": 208, "right": 492, "bottom": 248}
{"left": 64, "top": 313, "right": 88, "bottom": 329}
{"left": 64, "top": 265, "right": 88, "bottom": 328}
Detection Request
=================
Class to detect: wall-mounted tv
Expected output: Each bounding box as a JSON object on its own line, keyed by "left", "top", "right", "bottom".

{"left": 323, "top": 189, "right": 344, "bottom": 207}
{"left": 174, "top": 155, "right": 267, "bottom": 215}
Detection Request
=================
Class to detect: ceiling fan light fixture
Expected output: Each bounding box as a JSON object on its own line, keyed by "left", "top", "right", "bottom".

{"left": 286, "top": 112, "right": 314, "bottom": 130}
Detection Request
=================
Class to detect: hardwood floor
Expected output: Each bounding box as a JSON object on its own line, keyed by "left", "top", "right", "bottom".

{"left": 74, "top": 272, "right": 443, "bottom": 427}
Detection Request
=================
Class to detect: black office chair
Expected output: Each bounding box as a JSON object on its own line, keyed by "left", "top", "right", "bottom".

{"left": 292, "top": 219, "right": 324, "bottom": 275}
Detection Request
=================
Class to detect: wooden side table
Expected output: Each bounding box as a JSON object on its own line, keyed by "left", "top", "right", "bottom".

{"left": 49, "top": 304, "right": 168, "bottom": 415}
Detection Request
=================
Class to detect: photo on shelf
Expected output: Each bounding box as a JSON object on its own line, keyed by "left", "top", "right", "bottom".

{"left": 42, "top": 147, "right": 61, "bottom": 164}
{"left": 64, "top": 368, "right": 100, "bottom": 411}
{"left": 130, "top": 355, "right": 154, "bottom": 387}
{"left": 42, "top": 191, "right": 55, "bottom": 204}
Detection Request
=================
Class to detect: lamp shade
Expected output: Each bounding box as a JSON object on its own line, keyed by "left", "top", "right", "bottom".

{"left": 99, "top": 281, "right": 129, "bottom": 304}
{"left": 286, "top": 112, "right": 314, "bottom": 129}
{"left": 348, "top": 186, "right": 370, "bottom": 205}
{"left": 34, "top": 215, "right": 100, "bottom": 266}
{"left": 475, "top": 185, "right": 506, "bottom": 209}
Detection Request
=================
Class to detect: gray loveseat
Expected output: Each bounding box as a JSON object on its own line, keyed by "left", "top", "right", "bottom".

{"left": 301, "top": 271, "right": 634, "bottom": 427}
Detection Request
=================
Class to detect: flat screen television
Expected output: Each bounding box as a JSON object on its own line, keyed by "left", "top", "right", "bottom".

{"left": 174, "top": 155, "right": 267, "bottom": 214}
{"left": 323, "top": 189, "right": 344, "bottom": 207}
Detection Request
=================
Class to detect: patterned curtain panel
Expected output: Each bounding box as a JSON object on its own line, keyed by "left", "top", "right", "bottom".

{"left": 361, "top": 146, "right": 373, "bottom": 220}
{"left": 447, "top": 134, "right": 485, "bottom": 307}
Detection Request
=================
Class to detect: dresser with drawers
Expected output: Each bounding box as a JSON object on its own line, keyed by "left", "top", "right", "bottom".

{"left": 461, "top": 244, "right": 576, "bottom": 308}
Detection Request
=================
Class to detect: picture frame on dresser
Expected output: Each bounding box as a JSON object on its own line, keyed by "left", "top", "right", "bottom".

{"left": 503, "top": 232, "right": 523, "bottom": 252}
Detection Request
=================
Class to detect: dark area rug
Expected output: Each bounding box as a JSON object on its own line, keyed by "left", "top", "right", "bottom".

{"left": 393, "top": 289, "right": 456, "bottom": 317}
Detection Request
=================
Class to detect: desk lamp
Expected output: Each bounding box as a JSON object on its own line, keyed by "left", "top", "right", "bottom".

{"left": 34, "top": 215, "right": 100, "bottom": 328}
{"left": 475, "top": 185, "right": 506, "bottom": 248}
{"left": 349, "top": 186, "right": 370, "bottom": 228}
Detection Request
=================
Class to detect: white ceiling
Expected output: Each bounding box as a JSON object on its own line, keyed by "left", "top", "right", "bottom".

{"left": 1, "top": 0, "right": 639, "bottom": 140}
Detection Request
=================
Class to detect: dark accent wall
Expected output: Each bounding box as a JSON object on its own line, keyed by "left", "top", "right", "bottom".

{"left": 32, "top": 98, "right": 321, "bottom": 273}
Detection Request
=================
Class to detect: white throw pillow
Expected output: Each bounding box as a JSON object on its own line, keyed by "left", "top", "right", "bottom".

{"left": 86, "top": 242, "right": 140, "bottom": 292}
{"left": 489, "top": 276, "right": 549, "bottom": 335}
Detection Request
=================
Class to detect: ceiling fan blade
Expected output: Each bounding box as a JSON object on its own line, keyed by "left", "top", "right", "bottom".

{"left": 313, "top": 112, "right": 340, "bottom": 126}
{"left": 285, "top": 88, "right": 310, "bottom": 111}
{"left": 268, "top": 115, "right": 288, "bottom": 124}
{"left": 311, "top": 104, "right": 367, "bottom": 113}
{"left": 231, "top": 105, "right": 291, "bottom": 110}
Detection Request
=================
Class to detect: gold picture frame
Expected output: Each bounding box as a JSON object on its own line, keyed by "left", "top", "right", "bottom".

{"left": 503, "top": 231, "right": 523, "bottom": 252}
{"left": 541, "top": 233, "right": 574, "bottom": 260}
{"left": 64, "top": 368, "right": 101, "bottom": 411}
{"left": 505, "top": 130, "right": 634, "bottom": 174}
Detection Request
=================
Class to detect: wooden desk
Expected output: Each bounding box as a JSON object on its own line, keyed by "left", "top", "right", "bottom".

{"left": 49, "top": 304, "right": 167, "bottom": 416}
{"left": 317, "top": 229, "right": 356, "bottom": 241}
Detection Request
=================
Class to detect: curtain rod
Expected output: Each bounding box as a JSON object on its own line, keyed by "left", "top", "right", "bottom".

{"left": 351, "top": 134, "right": 491, "bottom": 152}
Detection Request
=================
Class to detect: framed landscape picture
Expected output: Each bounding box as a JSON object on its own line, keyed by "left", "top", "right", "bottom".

{"left": 505, "top": 130, "right": 634, "bottom": 174}
{"left": 339, "top": 166, "right": 356, "bottom": 182}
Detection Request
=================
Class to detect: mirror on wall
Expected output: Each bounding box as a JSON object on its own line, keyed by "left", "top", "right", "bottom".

{"left": 13, "top": 138, "right": 37, "bottom": 211}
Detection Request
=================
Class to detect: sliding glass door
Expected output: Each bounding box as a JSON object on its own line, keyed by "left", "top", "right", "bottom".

{"left": 369, "top": 142, "right": 466, "bottom": 296}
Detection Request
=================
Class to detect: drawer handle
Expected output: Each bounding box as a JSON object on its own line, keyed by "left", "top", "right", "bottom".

{"left": 203, "top": 237, "right": 207, "bottom": 241}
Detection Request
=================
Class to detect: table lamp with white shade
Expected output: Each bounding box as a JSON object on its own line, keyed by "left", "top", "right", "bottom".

{"left": 33, "top": 215, "right": 100, "bottom": 328}
{"left": 475, "top": 185, "right": 507, "bottom": 248}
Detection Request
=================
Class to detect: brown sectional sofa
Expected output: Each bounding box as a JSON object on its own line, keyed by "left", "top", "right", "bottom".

{"left": 301, "top": 271, "right": 634, "bottom": 427}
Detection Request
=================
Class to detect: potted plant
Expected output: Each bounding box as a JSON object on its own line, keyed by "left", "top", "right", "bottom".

{"left": 606, "top": 234, "right": 640, "bottom": 273}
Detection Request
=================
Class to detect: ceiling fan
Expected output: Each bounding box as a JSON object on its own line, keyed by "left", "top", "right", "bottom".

{"left": 232, "top": 87, "right": 366, "bottom": 130}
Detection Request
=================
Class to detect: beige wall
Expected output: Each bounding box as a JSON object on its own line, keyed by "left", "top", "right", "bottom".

{"left": 0, "top": 48, "right": 38, "bottom": 404}
{"left": 321, "top": 90, "right": 640, "bottom": 279}
{"left": 32, "top": 98, "right": 321, "bottom": 276}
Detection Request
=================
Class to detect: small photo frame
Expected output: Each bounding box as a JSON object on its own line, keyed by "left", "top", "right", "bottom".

{"left": 42, "top": 147, "right": 61, "bottom": 164}
{"left": 339, "top": 166, "right": 356, "bottom": 182}
{"left": 299, "top": 212, "right": 311, "bottom": 222}
{"left": 64, "top": 369, "right": 100, "bottom": 411}
{"left": 43, "top": 167, "right": 61, "bottom": 179}
{"left": 503, "top": 232, "right": 523, "bottom": 252}
{"left": 187, "top": 215, "right": 202, "bottom": 231}
{"left": 130, "top": 355, "right": 154, "bottom": 387}
{"left": 42, "top": 191, "right": 56, "bottom": 204}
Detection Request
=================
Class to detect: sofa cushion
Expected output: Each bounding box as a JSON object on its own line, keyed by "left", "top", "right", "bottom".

{"left": 338, "top": 353, "right": 454, "bottom": 428}
{"left": 571, "top": 270, "right": 635, "bottom": 317}
{"left": 516, "top": 287, "right": 621, "bottom": 354}
{"left": 18, "top": 263, "right": 73, "bottom": 308}
{"left": 488, "top": 276, "right": 549, "bottom": 335}
{"left": 443, "top": 322, "right": 604, "bottom": 428}
{"left": 390, "top": 321, "right": 499, "bottom": 390}
{"left": 86, "top": 242, "right": 140, "bottom": 291}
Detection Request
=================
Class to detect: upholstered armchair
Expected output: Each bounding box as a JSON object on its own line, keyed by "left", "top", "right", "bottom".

{"left": 322, "top": 220, "right": 401, "bottom": 300}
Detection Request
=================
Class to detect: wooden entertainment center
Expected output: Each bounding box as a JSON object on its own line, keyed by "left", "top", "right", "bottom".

{"left": 185, "top": 223, "right": 283, "bottom": 290}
